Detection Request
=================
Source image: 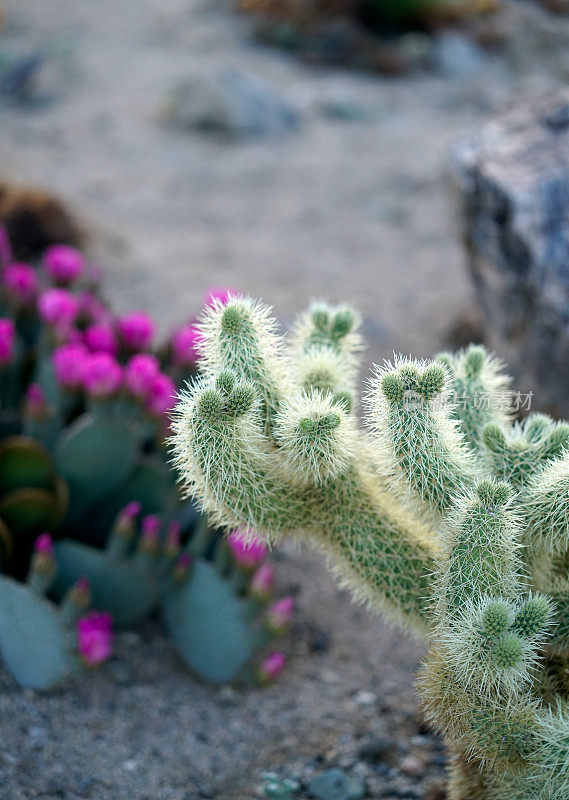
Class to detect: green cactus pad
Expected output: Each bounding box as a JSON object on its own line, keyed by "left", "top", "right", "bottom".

{"left": 53, "top": 541, "right": 160, "bottom": 626}
{"left": 0, "top": 436, "right": 56, "bottom": 494}
{"left": 55, "top": 415, "right": 138, "bottom": 518}
{"left": 162, "top": 560, "right": 258, "bottom": 684}
{"left": 0, "top": 576, "right": 74, "bottom": 689}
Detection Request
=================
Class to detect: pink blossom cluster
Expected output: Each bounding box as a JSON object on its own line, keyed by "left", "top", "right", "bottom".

{"left": 77, "top": 612, "right": 113, "bottom": 666}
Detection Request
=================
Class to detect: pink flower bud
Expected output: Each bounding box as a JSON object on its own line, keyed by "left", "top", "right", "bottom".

{"left": 145, "top": 373, "right": 177, "bottom": 418}
{"left": 52, "top": 342, "right": 88, "bottom": 390}
{"left": 67, "top": 576, "right": 91, "bottom": 610}
{"left": 0, "top": 318, "right": 15, "bottom": 367}
{"left": 227, "top": 529, "right": 267, "bottom": 571}
{"left": 171, "top": 325, "right": 201, "bottom": 368}
{"left": 43, "top": 245, "right": 84, "bottom": 285}
{"left": 77, "top": 612, "right": 113, "bottom": 666}
{"left": 265, "top": 596, "right": 294, "bottom": 635}
{"left": 203, "top": 288, "right": 237, "bottom": 307}
{"left": 250, "top": 563, "right": 275, "bottom": 601}
{"left": 1, "top": 263, "right": 38, "bottom": 306}
{"left": 124, "top": 353, "right": 160, "bottom": 401}
{"left": 35, "top": 532, "right": 54, "bottom": 555}
{"left": 142, "top": 515, "right": 161, "bottom": 541}
{"left": 84, "top": 323, "right": 117, "bottom": 355}
{"left": 38, "top": 288, "right": 79, "bottom": 329}
{"left": 173, "top": 551, "right": 193, "bottom": 581}
{"left": 165, "top": 520, "right": 181, "bottom": 556}
{"left": 257, "top": 652, "right": 286, "bottom": 685}
{"left": 122, "top": 501, "right": 141, "bottom": 521}
{"left": 113, "top": 501, "right": 140, "bottom": 540}
{"left": 23, "top": 382, "right": 49, "bottom": 421}
{"left": 117, "top": 311, "right": 155, "bottom": 351}
{"left": 82, "top": 352, "right": 123, "bottom": 400}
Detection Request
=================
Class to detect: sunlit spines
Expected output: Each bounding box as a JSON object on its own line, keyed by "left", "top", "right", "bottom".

{"left": 482, "top": 416, "right": 569, "bottom": 489}
{"left": 273, "top": 390, "right": 357, "bottom": 486}
{"left": 196, "top": 296, "right": 289, "bottom": 437}
{"left": 436, "top": 345, "right": 512, "bottom": 453}
{"left": 436, "top": 480, "right": 522, "bottom": 613}
{"left": 366, "top": 356, "right": 479, "bottom": 517}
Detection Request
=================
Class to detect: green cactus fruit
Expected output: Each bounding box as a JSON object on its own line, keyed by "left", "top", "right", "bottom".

{"left": 162, "top": 559, "right": 260, "bottom": 684}
{"left": 0, "top": 575, "right": 75, "bottom": 689}
{"left": 0, "top": 436, "right": 56, "bottom": 494}
{"left": 55, "top": 414, "right": 138, "bottom": 519}
{"left": 53, "top": 540, "right": 160, "bottom": 626}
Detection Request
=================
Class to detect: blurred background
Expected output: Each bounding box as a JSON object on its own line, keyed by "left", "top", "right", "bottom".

{"left": 1, "top": 1, "right": 569, "bottom": 799}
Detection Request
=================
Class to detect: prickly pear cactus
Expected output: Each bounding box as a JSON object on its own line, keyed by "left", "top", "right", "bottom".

{"left": 170, "top": 295, "right": 569, "bottom": 799}
{"left": 0, "top": 436, "right": 68, "bottom": 574}
{"left": 0, "top": 534, "right": 110, "bottom": 690}
{"left": 53, "top": 502, "right": 292, "bottom": 683}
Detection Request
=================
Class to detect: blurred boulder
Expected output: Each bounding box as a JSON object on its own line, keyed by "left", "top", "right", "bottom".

{"left": 451, "top": 89, "right": 569, "bottom": 413}
{"left": 162, "top": 70, "right": 298, "bottom": 139}
{"left": 0, "top": 181, "right": 83, "bottom": 260}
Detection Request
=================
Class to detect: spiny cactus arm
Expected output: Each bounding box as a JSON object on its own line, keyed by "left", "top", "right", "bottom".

{"left": 365, "top": 356, "right": 480, "bottom": 519}
{"left": 196, "top": 296, "right": 289, "bottom": 438}
{"left": 436, "top": 480, "right": 523, "bottom": 613}
{"left": 524, "top": 454, "right": 569, "bottom": 557}
{"left": 287, "top": 301, "right": 362, "bottom": 410}
{"left": 170, "top": 374, "right": 437, "bottom": 633}
{"left": 435, "top": 345, "right": 512, "bottom": 454}
{"left": 481, "top": 416, "right": 569, "bottom": 490}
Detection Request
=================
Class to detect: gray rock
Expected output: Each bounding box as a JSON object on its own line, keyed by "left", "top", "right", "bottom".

{"left": 451, "top": 88, "right": 569, "bottom": 413}
{"left": 308, "top": 769, "right": 365, "bottom": 800}
{"left": 163, "top": 70, "right": 298, "bottom": 139}
{"left": 433, "top": 32, "right": 487, "bottom": 77}
{"left": 358, "top": 735, "right": 398, "bottom": 764}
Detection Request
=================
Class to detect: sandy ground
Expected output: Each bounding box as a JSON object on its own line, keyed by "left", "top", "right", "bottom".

{"left": 1, "top": 1, "right": 569, "bottom": 798}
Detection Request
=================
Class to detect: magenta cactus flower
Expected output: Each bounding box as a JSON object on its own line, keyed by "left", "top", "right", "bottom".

{"left": 171, "top": 324, "right": 201, "bottom": 368}
{"left": 124, "top": 353, "right": 160, "bottom": 401}
{"left": 35, "top": 532, "right": 54, "bottom": 556}
{"left": 145, "top": 373, "right": 177, "bottom": 418}
{"left": 117, "top": 311, "right": 155, "bottom": 351}
{"left": 84, "top": 323, "right": 117, "bottom": 355}
{"left": 113, "top": 501, "right": 141, "bottom": 540}
{"left": 227, "top": 529, "right": 267, "bottom": 571}
{"left": 257, "top": 652, "right": 286, "bottom": 685}
{"left": 52, "top": 343, "right": 89, "bottom": 390}
{"left": 82, "top": 352, "right": 123, "bottom": 400}
{"left": 203, "top": 287, "right": 237, "bottom": 307}
{"left": 77, "top": 612, "right": 113, "bottom": 666}
{"left": 1, "top": 263, "right": 38, "bottom": 306}
{"left": 265, "top": 596, "right": 294, "bottom": 635}
{"left": 250, "top": 563, "right": 275, "bottom": 601}
{"left": 141, "top": 514, "right": 161, "bottom": 542}
{"left": 0, "top": 318, "right": 15, "bottom": 366}
{"left": 38, "top": 288, "right": 79, "bottom": 329}
{"left": 43, "top": 244, "right": 84, "bottom": 285}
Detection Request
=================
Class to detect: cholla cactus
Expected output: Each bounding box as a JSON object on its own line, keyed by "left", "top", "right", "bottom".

{"left": 171, "top": 295, "right": 569, "bottom": 800}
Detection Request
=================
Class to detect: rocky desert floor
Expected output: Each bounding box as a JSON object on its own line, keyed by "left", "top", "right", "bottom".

{"left": 1, "top": 1, "right": 569, "bottom": 798}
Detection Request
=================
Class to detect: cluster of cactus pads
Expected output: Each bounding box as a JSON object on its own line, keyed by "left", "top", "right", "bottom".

{"left": 171, "top": 294, "right": 569, "bottom": 799}
{"left": 0, "top": 237, "right": 291, "bottom": 689}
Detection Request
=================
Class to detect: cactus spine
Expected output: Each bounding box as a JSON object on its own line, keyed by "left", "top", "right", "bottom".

{"left": 171, "top": 296, "right": 569, "bottom": 799}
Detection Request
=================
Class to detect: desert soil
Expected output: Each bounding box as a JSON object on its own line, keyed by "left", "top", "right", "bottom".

{"left": 0, "top": 1, "right": 568, "bottom": 798}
